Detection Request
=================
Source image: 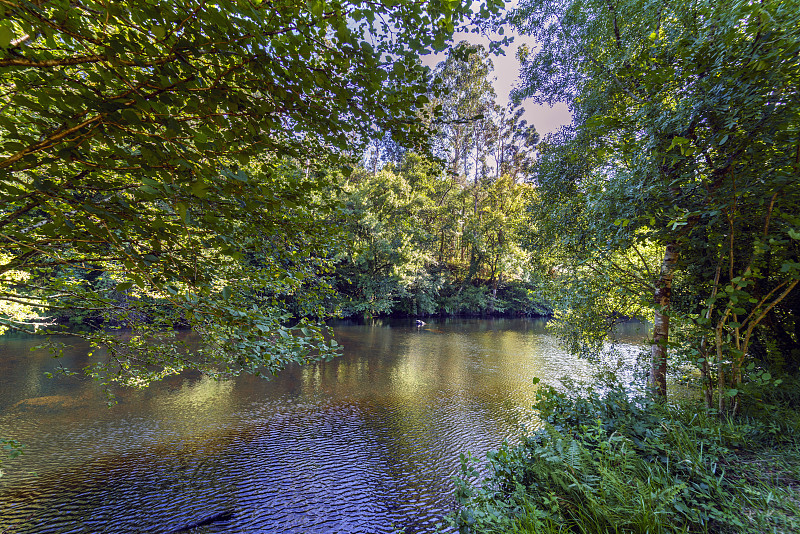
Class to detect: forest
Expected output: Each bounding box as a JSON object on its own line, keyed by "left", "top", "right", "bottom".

{"left": 2, "top": 0, "right": 800, "bottom": 532}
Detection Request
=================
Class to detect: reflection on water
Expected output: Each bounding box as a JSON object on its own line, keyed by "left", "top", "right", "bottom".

{"left": 0, "top": 318, "right": 646, "bottom": 533}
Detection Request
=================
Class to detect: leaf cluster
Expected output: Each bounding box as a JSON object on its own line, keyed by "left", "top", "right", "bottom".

{"left": 515, "top": 0, "right": 800, "bottom": 397}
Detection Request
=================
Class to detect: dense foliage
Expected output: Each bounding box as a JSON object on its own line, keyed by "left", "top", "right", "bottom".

{"left": 448, "top": 382, "right": 800, "bottom": 533}
{"left": 0, "top": 0, "right": 507, "bottom": 385}
{"left": 330, "top": 153, "right": 548, "bottom": 318}
{"left": 515, "top": 0, "right": 800, "bottom": 407}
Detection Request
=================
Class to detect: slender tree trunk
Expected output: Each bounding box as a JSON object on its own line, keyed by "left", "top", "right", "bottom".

{"left": 715, "top": 321, "right": 727, "bottom": 413}
{"left": 700, "top": 263, "right": 722, "bottom": 409}
{"left": 699, "top": 338, "right": 714, "bottom": 408}
{"left": 651, "top": 243, "right": 679, "bottom": 399}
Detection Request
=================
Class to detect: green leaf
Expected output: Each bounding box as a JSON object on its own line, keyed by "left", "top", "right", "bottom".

{"left": 308, "top": 0, "right": 324, "bottom": 18}
{"left": 191, "top": 180, "right": 208, "bottom": 198}
{"left": 115, "top": 281, "right": 134, "bottom": 291}
{"left": 667, "top": 136, "right": 690, "bottom": 152}
{"left": 0, "top": 23, "right": 13, "bottom": 48}
{"left": 175, "top": 202, "right": 187, "bottom": 222}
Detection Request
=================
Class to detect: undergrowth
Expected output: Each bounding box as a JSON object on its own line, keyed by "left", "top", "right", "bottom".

{"left": 445, "top": 381, "right": 800, "bottom": 533}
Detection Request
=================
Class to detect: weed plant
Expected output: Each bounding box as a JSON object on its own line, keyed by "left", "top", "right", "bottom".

{"left": 446, "top": 380, "right": 800, "bottom": 533}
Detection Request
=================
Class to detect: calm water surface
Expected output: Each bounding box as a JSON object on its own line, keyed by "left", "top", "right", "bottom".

{"left": 0, "top": 318, "right": 646, "bottom": 533}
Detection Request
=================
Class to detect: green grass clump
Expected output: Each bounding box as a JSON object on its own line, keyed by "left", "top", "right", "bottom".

{"left": 446, "top": 383, "right": 800, "bottom": 533}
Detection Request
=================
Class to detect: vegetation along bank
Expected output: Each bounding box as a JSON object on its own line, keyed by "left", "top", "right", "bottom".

{"left": 2, "top": 0, "right": 800, "bottom": 531}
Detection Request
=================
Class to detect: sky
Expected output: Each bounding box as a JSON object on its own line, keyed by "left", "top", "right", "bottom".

{"left": 421, "top": 27, "right": 572, "bottom": 137}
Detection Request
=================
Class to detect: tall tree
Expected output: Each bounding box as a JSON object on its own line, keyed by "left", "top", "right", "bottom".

{"left": 516, "top": 0, "right": 800, "bottom": 404}
{"left": 492, "top": 104, "right": 539, "bottom": 181}
{"left": 430, "top": 41, "right": 496, "bottom": 180}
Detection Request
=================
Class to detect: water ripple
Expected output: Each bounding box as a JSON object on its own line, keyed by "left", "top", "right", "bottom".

{"left": 0, "top": 319, "right": 646, "bottom": 533}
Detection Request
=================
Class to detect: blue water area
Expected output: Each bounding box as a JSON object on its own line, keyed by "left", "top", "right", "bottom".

{"left": 0, "top": 318, "right": 646, "bottom": 533}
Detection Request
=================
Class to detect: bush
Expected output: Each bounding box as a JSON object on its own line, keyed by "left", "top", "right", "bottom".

{"left": 494, "top": 281, "right": 552, "bottom": 316}
{"left": 446, "top": 382, "right": 800, "bottom": 533}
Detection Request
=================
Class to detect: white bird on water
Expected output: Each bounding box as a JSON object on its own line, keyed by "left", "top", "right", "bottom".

{"left": 416, "top": 319, "right": 426, "bottom": 326}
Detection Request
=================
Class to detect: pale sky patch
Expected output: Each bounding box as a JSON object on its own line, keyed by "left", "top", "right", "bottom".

{"left": 422, "top": 26, "right": 572, "bottom": 137}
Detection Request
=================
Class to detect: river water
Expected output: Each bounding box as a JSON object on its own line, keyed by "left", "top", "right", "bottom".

{"left": 0, "top": 318, "right": 646, "bottom": 534}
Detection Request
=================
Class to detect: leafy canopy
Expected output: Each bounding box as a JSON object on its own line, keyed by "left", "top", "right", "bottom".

{"left": 0, "top": 0, "right": 507, "bottom": 386}
{"left": 515, "top": 0, "right": 800, "bottom": 402}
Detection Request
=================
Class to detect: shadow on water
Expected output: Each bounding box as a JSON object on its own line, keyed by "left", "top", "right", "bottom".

{"left": 0, "top": 319, "right": 646, "bottom": 533}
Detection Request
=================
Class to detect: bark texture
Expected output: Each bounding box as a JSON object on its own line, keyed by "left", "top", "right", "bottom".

{"left": 651, "top": 243, "right": 679, "bottom": 399}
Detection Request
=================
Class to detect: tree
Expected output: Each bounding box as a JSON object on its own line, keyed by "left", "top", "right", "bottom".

{"left": 0, "top": 0, "right": 506, "bottom": 387}
{"left": 491, "top": 104, "right": 539, "bottom": 182}
{"left": 332, "top": 162, "right": 440, "bottom": 317}
{"left": 515, "top": 0, "right": 800, "bottom": 406}
{"left": 430, "top": 41, "right": 496, "bottom": 180}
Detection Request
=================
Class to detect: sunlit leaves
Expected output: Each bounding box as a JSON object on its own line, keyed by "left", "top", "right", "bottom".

{"left": 0, "top": 0, "right": 508, "bottom": 386}
{"left": 516, "top": 0, "right": 800, "bottom": 399}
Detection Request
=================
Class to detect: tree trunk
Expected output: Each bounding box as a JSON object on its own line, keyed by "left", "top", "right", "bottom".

{"left": 651, "top": 243, "right": 679, "bottom": 399}
{"left": 700, "top": 341, "right": 714, "bottom": 408}
{"left": 700, "top": 263, "right": 722, "bottom": 409}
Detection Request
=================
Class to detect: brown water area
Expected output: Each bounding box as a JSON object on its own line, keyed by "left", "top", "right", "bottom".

{"left": 0, "top": 318, "right": 646, "bottom": 533}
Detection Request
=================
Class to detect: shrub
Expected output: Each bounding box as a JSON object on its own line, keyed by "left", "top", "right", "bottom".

{"left": 446, "top": 382, "right": 800, "bottom": 533}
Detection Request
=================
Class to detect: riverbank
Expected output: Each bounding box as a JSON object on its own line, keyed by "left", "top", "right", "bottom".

{"left": 332, "top": 279, "right": 553, "bottom": 320}
{"left": 446, "top": 380, "right": 800, "bottom": 533}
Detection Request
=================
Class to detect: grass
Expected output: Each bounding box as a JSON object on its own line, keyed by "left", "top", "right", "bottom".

{"left": 732, "top": 445, "right": 800, "bottom": 532}
{"left": 444, "top": 380, "right": 800, "bottom": 534}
